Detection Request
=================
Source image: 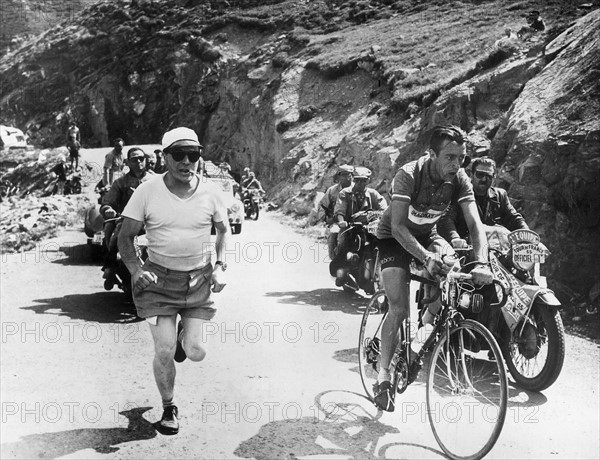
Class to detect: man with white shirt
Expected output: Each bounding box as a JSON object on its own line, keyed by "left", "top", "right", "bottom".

{"left": 118, "top": 127, "right": 229, "bottom": 435}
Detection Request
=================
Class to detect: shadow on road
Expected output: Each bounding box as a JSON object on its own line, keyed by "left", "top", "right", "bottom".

{"left": 264, "top": 288, "right": 368, "bottom": 315}
{"left": 234, "top": 389, "right": 445, "bottom": 460}
{"left": 23, "top": 292, "right": 141, "bottom": 324}
{"left": 507, "top": 381, "right": 548, "bottom": 407}
{"left": 0, "top": 407, "right": 156, "bottom": 459}
{"left": 50, "top": 243, "right": 102, "bottom": 266}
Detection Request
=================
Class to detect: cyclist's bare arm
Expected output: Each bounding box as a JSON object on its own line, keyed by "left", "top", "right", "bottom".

{"left": 460, "top": 201, "right": 489, "bottom": 263}
{"left": 391, "top": 200, "right": 429, "bottom": 263}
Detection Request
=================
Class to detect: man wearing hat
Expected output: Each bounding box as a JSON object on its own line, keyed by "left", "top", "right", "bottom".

{"left": 334, "top": 166, "right": 387, "bottom": 228}
{"left": 331, "top": 166, "right": 387, "bottom": 284}
{"left": 318, "top": 164, "right": 354, "bottom": 259}
{"left": 118, "top": 127, "right": 229, "bottom": 435}
{"left": 101, "top": 147, "right": 155, "bottom": 282}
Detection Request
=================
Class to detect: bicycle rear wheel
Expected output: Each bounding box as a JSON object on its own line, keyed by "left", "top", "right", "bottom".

{"left": 358, "top": 290, "right": 388, "bottom": 400}
{"left": 426, "top": 319, "right": 507, "bottom": 460}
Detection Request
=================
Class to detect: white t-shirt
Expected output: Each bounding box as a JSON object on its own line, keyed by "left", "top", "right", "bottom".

{"left": 122, "top": 174, "right": 226, "bottom": 271}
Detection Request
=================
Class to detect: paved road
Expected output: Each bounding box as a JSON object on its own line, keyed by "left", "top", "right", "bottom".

{"left": 1, "top": 148, "right": 599, "bottom": 459}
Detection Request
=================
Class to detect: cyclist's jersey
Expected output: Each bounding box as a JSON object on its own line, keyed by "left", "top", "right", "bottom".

{"left": 377, "top": 155, "right": 474, "bottom": 238}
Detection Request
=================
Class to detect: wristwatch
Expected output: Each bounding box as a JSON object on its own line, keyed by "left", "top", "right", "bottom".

{"left": 214, "top": 260, "right": 227, "bottom": 271}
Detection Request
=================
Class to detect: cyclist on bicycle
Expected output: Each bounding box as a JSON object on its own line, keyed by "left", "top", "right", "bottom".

{"left": 373, "top": 125, "right": 493, "bottom": 412}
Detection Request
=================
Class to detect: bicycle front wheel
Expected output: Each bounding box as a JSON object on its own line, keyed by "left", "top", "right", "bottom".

{"left": 426, "top": 319, "right": 507, "bottom": 460}
{"left": 358, "top": 290, "right": 388, "bottom": 400}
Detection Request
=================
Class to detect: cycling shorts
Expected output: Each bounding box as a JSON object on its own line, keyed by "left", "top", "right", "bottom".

{"left": 378, "top": 234, "right": 453, "bottom": 271}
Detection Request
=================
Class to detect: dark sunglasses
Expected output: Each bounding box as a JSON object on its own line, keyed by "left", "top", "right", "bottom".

{"left": 474, "top": 170, "right": 494, "bottom": 181}
{"left": 129, "top": 157, "right": 145, "bottom": 162}
{"left": 168, "top": 149, "right": 201, "bottom": 163}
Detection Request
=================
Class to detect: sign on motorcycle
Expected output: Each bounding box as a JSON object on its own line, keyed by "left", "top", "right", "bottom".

{"left": 508, "top": 229, "right": 548, "bottom": 271}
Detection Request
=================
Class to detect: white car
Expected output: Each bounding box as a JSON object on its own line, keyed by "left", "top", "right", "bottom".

{"left": 204, "top": 161, "right": 243, "bottom": 234}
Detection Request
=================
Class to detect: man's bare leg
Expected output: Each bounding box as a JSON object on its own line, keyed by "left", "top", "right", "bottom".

{"left": 180, "top": 317, "right": 209, "bottom": 362}
{"left": 149, "top": 315, "right": 178, "bottom": 402}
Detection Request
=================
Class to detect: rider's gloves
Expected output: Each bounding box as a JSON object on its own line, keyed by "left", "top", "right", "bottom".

{"left": 471, "top": 264, "right": 494, "bottom": 285}
{"left": 104, "top": 209, "right": 117, "bottom": 219}
{"left": 451, "top": 238, "right": 468, "bottom": 249}
{"left": 338, "top": 221, "right": 348, "bottom": 229}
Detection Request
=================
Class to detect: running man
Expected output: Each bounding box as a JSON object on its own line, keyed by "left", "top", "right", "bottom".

{"left": 118, "top": 127, "right": 229, "bottom": 434}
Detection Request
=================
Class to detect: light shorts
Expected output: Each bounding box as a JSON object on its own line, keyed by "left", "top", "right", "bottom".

{"left": 133, "top": 260, "right": 216, "bottom": 320}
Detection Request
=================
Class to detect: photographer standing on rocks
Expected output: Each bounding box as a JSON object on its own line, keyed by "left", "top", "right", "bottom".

{"left": 118, "top": 127, "right": 229, "bottom": 435}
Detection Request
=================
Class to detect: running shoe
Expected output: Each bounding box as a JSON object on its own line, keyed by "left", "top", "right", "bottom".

{"left": 158, "top": 405, "right": 179, "bottom": 435}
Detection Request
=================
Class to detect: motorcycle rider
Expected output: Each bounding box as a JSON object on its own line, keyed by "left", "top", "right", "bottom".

{"left": 318, "top": 165, "right": 354, "bottom": 260}
{"left": 101, "top": 147, "right": 155, "bottom": 281}
{"left": 438, "top": 156, "right": 529, "bottom": 249}
{"left": 154, "top": 149, "right": 167, "bottom": 174}
{"left": 145, "top": 150, "right": 157, "bottom": 172}
{"left": 331, "top": 167, "right": 387, "bottom": 287}
{"left": 103, "top": 138, "right": 125, "bottom": 187}
{"left": 243, "top": 172, "right": 265, "bottom": 193}
{"left": 373, "top": 125, "right": 493, "bottom": 412}
{"left": 241, "top": 167, "right": 251, "bottom": 187}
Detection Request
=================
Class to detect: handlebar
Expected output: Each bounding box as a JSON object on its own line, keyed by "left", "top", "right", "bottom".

{"left": 447, "top": 272, "right": 473, "bottom": 281}
{"left": 103, "top": 216, "right": 124, "bottom": 223}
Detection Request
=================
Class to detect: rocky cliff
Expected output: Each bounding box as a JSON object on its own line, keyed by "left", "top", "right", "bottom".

{"left": 1, "top": 0, "right": 599, "bottom": 301}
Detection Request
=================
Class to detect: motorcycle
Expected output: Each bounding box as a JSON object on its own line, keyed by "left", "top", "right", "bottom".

{"left": 329, "top": 210, "right": 382, "bottom": 295}
{"left": 63, "top": 171, "right": 82, "bottom": 195}
{"left": 102, "top": 216, "right": 148, "bottom": 301}
{"left": 456, "top": 227, "right": 566, "bottom": 391}
{"left": 243, "top": 188, "right": 262, "bottom": 220}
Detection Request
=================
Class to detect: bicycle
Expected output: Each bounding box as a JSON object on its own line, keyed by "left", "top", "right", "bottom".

{"left": 358, "top": 260, "right": 509, "bottom": 460}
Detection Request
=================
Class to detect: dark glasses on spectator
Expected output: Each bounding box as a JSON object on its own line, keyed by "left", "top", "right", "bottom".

{"left": 168, "top": 149, "right": 201, "bottom": 163}
{"left": 129, "top": 157, "right": 145, "bottom": 162}
{"left": 474, "top": 171, "right": 494, "bottom": 181}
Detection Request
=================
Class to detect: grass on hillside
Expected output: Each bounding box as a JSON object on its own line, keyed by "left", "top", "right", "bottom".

{"left": 297, "top": 0, "right": 592, "bottom": 110}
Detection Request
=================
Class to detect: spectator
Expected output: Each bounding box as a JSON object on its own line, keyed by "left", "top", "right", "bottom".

{"left": 50, "top": 155, "right": 67, "bottom": 195}
{"left": 103, "top": 138, "right": 125, "bottom": 187}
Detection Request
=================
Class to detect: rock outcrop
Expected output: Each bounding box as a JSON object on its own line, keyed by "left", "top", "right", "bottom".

{"left": 1, "top": 1, "right": 599, "bottom": 300}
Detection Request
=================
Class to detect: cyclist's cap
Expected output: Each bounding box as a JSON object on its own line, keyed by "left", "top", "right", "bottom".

{"left": 162, "top": 127, "right": 203, "bottom": 151}
{"left": 353, "top": 167, "right": 372, "bottom": 179}
{"left": 338, "top": 165, "right": 354, "bottom": 174}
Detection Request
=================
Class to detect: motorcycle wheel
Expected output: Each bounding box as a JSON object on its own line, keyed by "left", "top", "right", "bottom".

{"left": 503, "top": 303, "right": 565, "bottom": 391}
{"left": 252, "top": 201, "right": 259, "bottom": 220}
